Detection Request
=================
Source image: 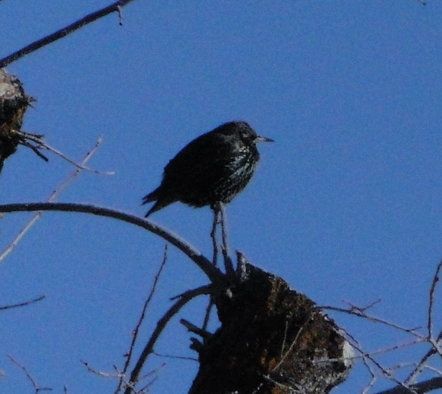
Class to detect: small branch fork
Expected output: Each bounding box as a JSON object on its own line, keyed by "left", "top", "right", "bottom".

{"left": 122, "top": 285, "right": 213, "bottom": 393}
{"left": 84, "top": 278, "right": 212, "bottom": 393}
{"left": 0, "top": 0, "right": 138, "bottom": 68}
{"left": 0, "top": 202, "right": 224, "bottom": 284}
{"left": 14, "top": 130, "right": 114, "bottom": 175}
{"left": 0, "top": 137, "right": 106, "bottom": 263}
{"left": 210, "top": 202, "right": 234, "bottom": 277}
{"left": 0, "top": 202, "right": 224, "bottom": 392}
{"left": 115, "top": 245, "right": 169, "bottom": 393}
{"left": 202, "top": 203, "right": 235, "bottom": 333}
{"left": 8, "top": 355, "right": 52, "bottom": 393}
{"left": 320, "top": 260, "right": 442, "bottom": 394}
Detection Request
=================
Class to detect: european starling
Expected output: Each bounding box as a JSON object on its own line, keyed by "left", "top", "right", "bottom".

{"left": 142, "top": 121, "right": 273, "bottom": 217}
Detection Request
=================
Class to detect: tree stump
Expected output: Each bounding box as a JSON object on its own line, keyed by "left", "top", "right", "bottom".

{"left": 190, "top": 257, "right": 353, "bottom": 393}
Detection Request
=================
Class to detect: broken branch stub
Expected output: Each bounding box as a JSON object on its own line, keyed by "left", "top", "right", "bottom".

{"left": 0, "top": 69, "right": 33, "bottom": 172}
{"left": 190, "top": 260, "right": 353, "bottom": 394}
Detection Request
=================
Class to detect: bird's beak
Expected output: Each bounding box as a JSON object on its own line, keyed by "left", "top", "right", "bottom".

{"left": 256, "top": 135, "right": 274, "bottom": 143}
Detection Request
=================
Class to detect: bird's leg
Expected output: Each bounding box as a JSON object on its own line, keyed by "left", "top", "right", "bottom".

{"left": 202, "top": 204, "right": 234, "bottom": 333}
{"left": 218, "top": 202, "right": 235, "bottom": 276}
{"left": 202, "top": 205, "right": 221, "bottom": 332}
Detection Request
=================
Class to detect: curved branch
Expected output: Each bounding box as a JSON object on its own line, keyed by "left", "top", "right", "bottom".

{"left": 116, "top": 245, "right": 168, "bottom": 393}
{"left": 0, "top": 202, "right": 223, "bottom": 283}
{"left": 376, "top": 377, "right": 442, "bottom": 394}
{"left": 124, "top": 285, "right": 213, "bottom": 394}
{"left": 0, "top": 0, "right": 137, "bottom": 68}
{"left": 0, "top": 295, "right": 45, "bottom": 311}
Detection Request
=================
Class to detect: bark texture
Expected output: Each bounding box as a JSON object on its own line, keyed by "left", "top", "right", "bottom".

{"left": 0, "top": 69, "right": 31, "bottom": 172}
{"left": 190, "top": 259, "right": 352, "bottom": 394}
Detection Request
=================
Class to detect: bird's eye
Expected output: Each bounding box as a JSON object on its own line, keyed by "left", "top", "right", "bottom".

{"left": 241, "top": 131, "right": 251, "bottom": 140}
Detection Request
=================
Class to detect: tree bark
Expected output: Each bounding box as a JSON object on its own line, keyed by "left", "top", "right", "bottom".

{"left": 0, "top": 69, "right": 31, "bottom": 172}
{"left": 190, "top": 258, "right": 352, "bottom": 393}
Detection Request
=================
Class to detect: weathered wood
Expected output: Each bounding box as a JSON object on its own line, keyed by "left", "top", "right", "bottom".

{"left": 190, "top": 258, "right": 352, "bottom": 394}
{"left": 0, "top": 69, "right": 31, "bottom": 172}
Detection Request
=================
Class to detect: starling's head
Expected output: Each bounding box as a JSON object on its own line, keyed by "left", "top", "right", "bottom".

{"left": 225, "top": 121, "right": 274, "bottom": 145}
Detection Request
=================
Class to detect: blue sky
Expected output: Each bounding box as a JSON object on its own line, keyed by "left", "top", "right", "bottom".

{"left": 1, "top": 1, "right": 441, "bottom": 392}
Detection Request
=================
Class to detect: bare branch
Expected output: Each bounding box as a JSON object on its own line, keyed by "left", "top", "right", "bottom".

{"left": 271, "top": 313, "right": 312, "bottom": 373}
{"left": 137, "top": 362, "right": 166, "bottom": 393}
{"left": 116, "top": 245, "right": 168, "bottom": 392}
{"left": 7, "top": 355, "right": 52, "bottom": 393}
{"left": 82, "top": 360, "right": 123, "bottom": 380}
{"left": 0, "top": 202, "right": 224, "bottom": 283}
{"left": 202, "top": 208, "right": 220, "bottom": 333}
{"left": 0, "top": 138, "right": 104, "bottom": 263}
{"left": 180, "top": 318, "right": 212, "bottom": 339}
{"left": 0, "top": 295, "right": 45, "bottom": 311}
{"left": 123, "top": 285, "right": 212, "bottom": 393}
{"left": 320, "top": 303, "right": 423, "bottom": 337}
{"left": 340, "top": 327, "right": 415, "bottom": 393}
{"left": 405, "top": 331, "right": 442, "bottom": 386}
{"left": 343, "top": 298, "right": 382, "bottom": 313}
{"left": 427, "top": 261, "right": 441, "bottom": 343}
{"left": 16, "top": 131, "right": 114, "bottom": 175}
{"left": 152, "top": 351, "right": 197, "bottom": 362}
{"left": 200, "top": 297, "right": 214, "bottom": 334}
{"left": 376, "top": 377, "right": 442, "bottom": 394}
{"left": 0, "top": 0, "right": 138, "bottom": 68}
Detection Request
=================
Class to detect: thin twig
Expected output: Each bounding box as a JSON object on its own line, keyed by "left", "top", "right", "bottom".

{"left": 271, "top": 313, "right": 312, "bottom": 373}
{"left": 7, "top": 355, "right": 52, "bottom": 393}
{"left": 376, "top": 377, "right": 442, "bottom": 394}
{"left": 82, "top": 360, "right": 123, "bottom": 379}
{"left": 313, "top": 338, "right": 423, "bottom": 365}
{"left": 0, "top": 0, "right": 138, "bottom": 68}
{"left": 427, "top": 261, "right": 441, "bottom": 342}
{"left": 0, "top": 137, "right": 104, "bottom": 263}
{"left": 20, "top": 140, "right": 49, "bottom": 161}
{"left": 201, "top": 298, "right": 214, "bottom": 334}
{"left": 341, "top": 328, "right": 416, "bottom": 393}
{"left": 152, "top": 351, "right": 197, "bottom": 362}
{"left": 0, "top": 202, "right": 224, "bottom": 284}
{"left": 202, "top": 207, "right": 221, "bottom": 331}
{"left": 116, "top": 245, "right": 168, "bottom": 393}
{"left": 180, "top": 318, "right": 212, "bottom": 339}
{"left": 124, "top": 285, "right": 212, "bottom": 394}
{"left": 0, "top": 295, "right": 45, "bottom": 311}
{"left": 320, "top": 304, "right": 423, "bottom": 337}
{"left": 362, "top": 364, "right": 378, "bottom": 394}
{"left": 404, "top": 334, "right": 441, "bottom": 385}
{"left": 280, "top": 321, "right": 289, "bottom": 358}
{"left": 17, "top": 131, "right": 114, "bottom": 175}
{"left": 137, "top": 362, "right": 166, "bottom": 392}
{"left": 83, "top": 361, "right": 150, "bottom": 393}
{"left": 343, "top": 298, "right": 382, "bottom": 313}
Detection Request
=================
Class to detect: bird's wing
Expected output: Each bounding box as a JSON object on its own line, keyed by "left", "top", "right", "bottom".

{"left": 163, "top": 132, "right": 233, "bottom": 188}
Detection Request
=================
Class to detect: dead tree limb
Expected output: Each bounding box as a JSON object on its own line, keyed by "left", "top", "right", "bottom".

{"left": 0, "top": 202, "right": 224, "bottom": 284}
{"left": 0, "top": 0, "right": 138, "bottom": 68}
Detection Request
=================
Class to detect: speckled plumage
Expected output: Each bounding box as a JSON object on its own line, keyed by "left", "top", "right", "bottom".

{"left": 142, "top": 121, "right": 273, "bottom": 216}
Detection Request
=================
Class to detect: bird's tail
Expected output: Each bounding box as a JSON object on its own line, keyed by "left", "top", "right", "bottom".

{"left": 142, "top": 188, "right": 175, "bottom": 217}
{"left": 142, "top": 188, "right": 160, "bottom": 205}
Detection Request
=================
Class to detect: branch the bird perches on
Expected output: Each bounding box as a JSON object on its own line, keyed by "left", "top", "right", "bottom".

{"left": 0, "top": 202, "right": 352, "bottom": 393}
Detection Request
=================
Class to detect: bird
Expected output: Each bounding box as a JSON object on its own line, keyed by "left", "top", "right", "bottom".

{"left": 142, "top": 121, "right": 273, "bottom": 217}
